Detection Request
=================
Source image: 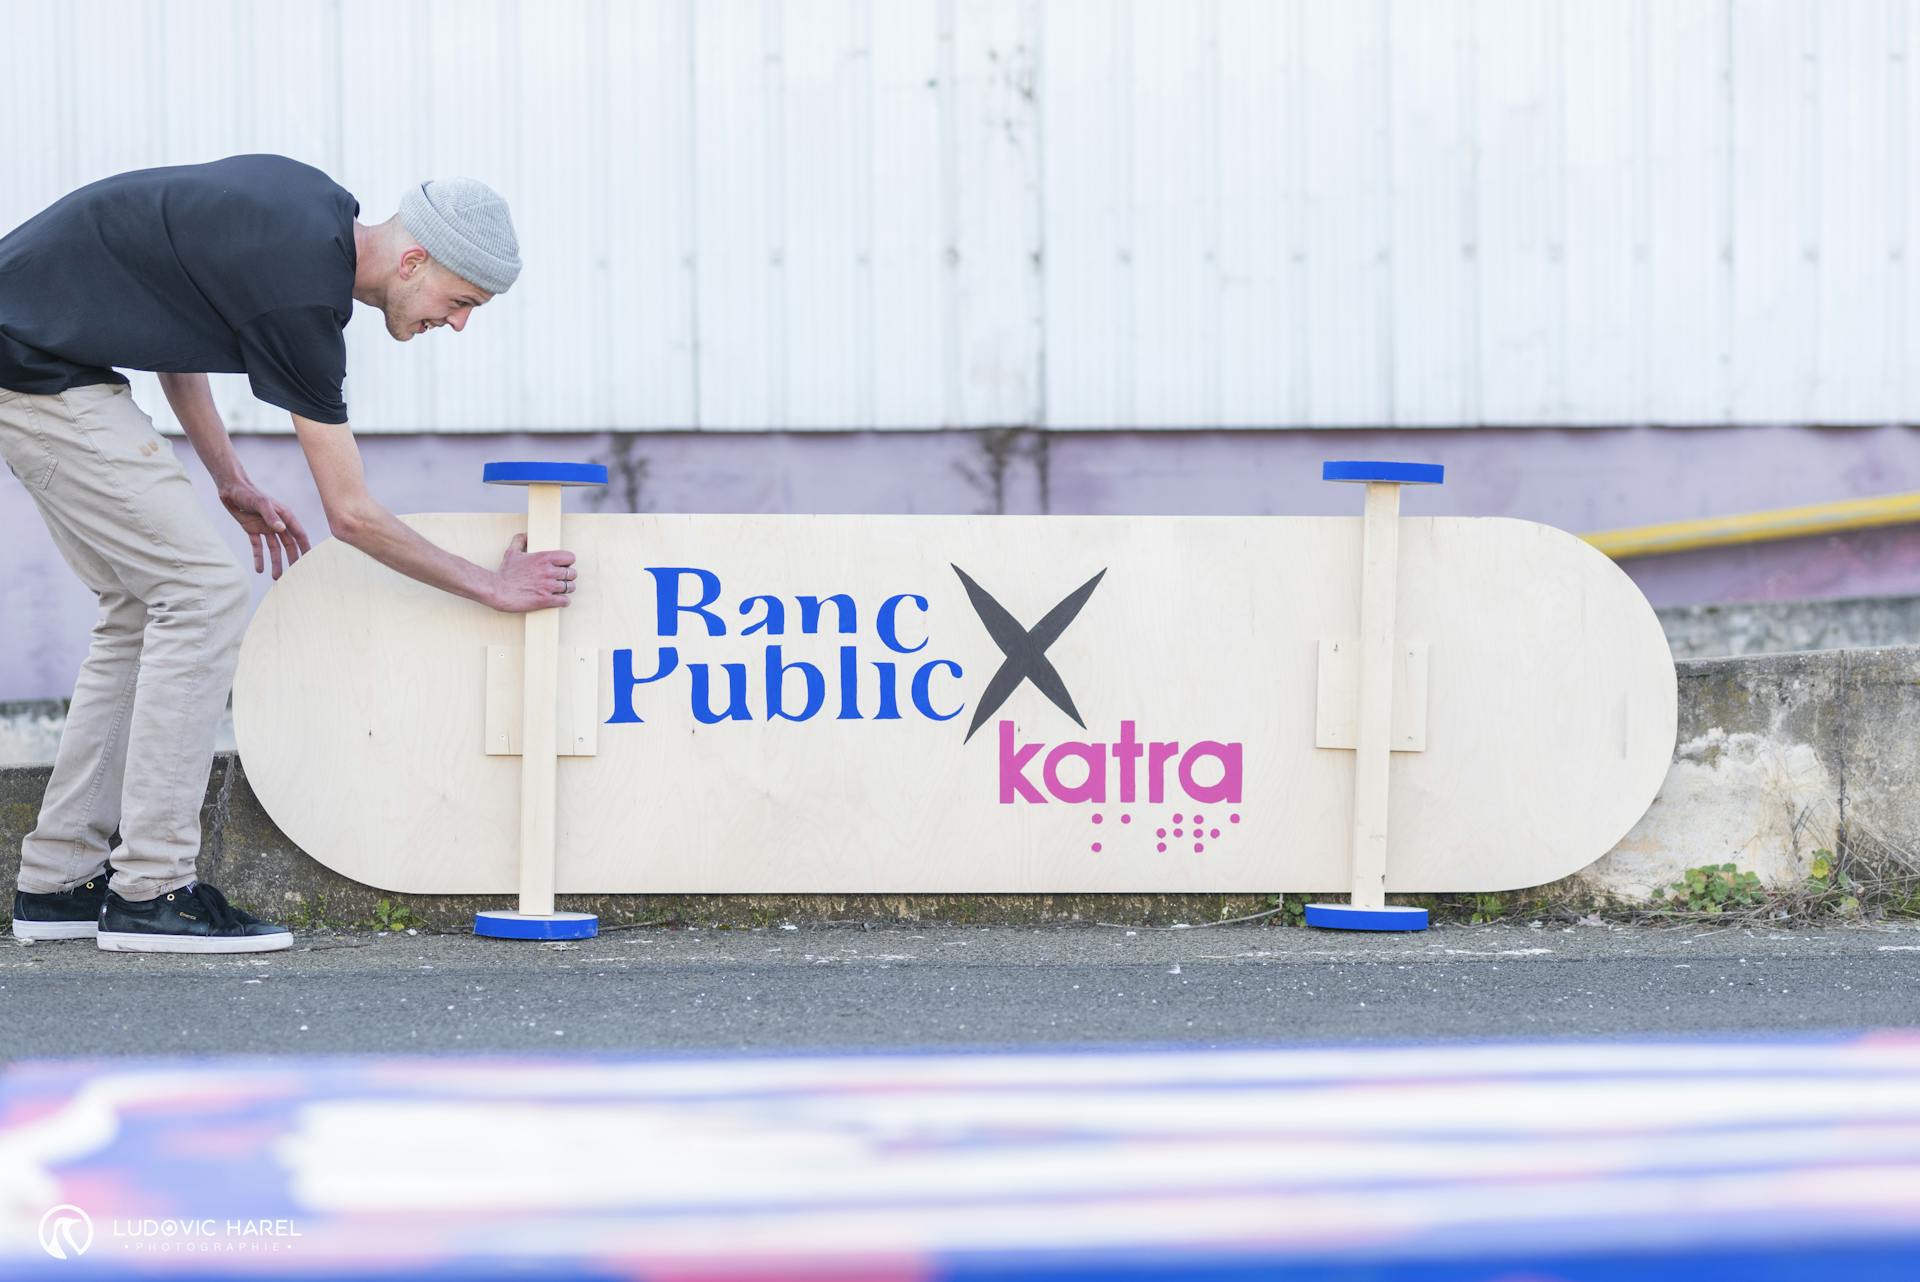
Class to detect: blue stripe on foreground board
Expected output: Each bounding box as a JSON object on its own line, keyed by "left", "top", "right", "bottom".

{"left": 2, "top": 1034, "right": 1916, "bottom": 1279}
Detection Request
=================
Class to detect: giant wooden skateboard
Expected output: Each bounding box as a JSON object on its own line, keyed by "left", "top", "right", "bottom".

{"left": 232, "top": 461, "right": 1676, "bottom": 930}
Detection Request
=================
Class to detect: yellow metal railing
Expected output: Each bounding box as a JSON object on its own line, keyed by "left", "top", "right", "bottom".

{"left": 1583, "top": 491, "right": 1920, "bottom": 560}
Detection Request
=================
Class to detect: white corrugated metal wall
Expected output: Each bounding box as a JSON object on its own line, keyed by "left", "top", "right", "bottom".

{"left": 1, "top": 0, "right": 1914, "bottom": 432}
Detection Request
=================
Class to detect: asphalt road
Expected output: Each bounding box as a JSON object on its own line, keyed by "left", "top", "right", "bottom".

{"left": 4, "top": 919, "right": 1919, "bottom": 1057}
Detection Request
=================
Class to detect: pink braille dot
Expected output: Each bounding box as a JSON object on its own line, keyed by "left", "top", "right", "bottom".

{"left": 1120, "top": 814, "right": 1131, "bottom": 824}
{"left": 1156, "top": 842, "right": 1166, "bottom": 852}
{"left": 1173, "top": 813, "right": 1184, "bottom": 824}
{"left": 1210, "top": 828, "right": 1220, "bottom": 838}
{"left": 1091, "top": 842, "right": 1102, "bottom": 853}
{"left": 1194, "top": 842, "right": 1204, "bottom": 853}
{"left": 1230, "top": 813, "right": 1241, "bottom": 824}
{"left": 1193, "top": 814, "right": 1204, "bottom": 824}
{"left": 1156, "top": 828, "right": 1166, "bottom": 838}
{"left": 1173, "top": 828, "right": 1183, "bottom": 838}
{"left": 1091, "top": 813, "right": 1103, "bottom": 825}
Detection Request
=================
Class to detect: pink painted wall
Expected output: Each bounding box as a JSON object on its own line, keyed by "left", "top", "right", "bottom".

{"left": 4, "top": 424, "right": 1919, "bottom": 700}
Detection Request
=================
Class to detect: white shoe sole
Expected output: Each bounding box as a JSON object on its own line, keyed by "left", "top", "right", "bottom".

{"left": 97, "top": 930, "right": 293, "bottom": 954}
{"left": 12, "top": 919, "right": 99, "bottom": 941}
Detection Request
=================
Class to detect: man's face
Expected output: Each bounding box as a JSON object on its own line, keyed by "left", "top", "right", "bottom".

{"left": 383, "top": 249, "right": 491, "bottom": 342}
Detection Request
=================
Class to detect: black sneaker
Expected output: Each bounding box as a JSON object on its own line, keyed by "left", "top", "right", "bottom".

{"left": 97, "top": 881, "right": 292, "bottom": 954}
{"left": 11, "top": 872, "right": 109, "bottom": 941}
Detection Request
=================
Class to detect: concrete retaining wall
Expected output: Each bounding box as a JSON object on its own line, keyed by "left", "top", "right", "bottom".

{"left": 3, "top": 647, "right": 1913, "bottom": 928}
{"left": 1590, "top": 646, "right": 1919, "bottom": 899}
{"left": 1658, "top": 595, "right": 1920, "bottom": 659}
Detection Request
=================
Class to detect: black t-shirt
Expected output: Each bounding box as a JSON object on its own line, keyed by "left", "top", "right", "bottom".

{"left": 0, "top": 154, "right": 358, "bottom": 423}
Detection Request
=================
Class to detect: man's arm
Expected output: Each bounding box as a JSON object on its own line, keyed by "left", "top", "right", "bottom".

{"left": 159, "top": 372, "right": 310, "bottom": 578}
{"left": 292, "top": 413, "right": 576, "bottom": 614}
{"left": 157, "top": 372, "right": 243, "bottom": 487}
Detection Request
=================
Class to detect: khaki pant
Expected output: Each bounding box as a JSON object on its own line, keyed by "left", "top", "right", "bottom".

{"left": 0, "top": 382, "right": 249, "bottom": 902}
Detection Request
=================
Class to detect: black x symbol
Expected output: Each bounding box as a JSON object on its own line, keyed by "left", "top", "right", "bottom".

{"left": 951, "top": 564, "right": 1107, "bottom": 744}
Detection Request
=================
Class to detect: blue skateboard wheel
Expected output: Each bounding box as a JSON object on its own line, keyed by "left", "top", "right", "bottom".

{"left": 473, "top": 910, "right": 600, "bottom": 940}
{"left": 1303, "top": 903, "right": 1430, "bottom": 932}
{"left": 482, "top": 461, "right": 610, "bottom": 487}
{"left": 1322, "top": 461, "right": 1445, "bottom": 485}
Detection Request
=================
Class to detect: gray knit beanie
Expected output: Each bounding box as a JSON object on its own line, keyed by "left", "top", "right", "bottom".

{"left": 397, "top": 178, "right": 522, "bottom": 295}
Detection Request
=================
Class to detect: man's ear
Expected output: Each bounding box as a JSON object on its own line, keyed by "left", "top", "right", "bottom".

{"left": 397, "top": 245, "right": 429, "bottom": 280}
